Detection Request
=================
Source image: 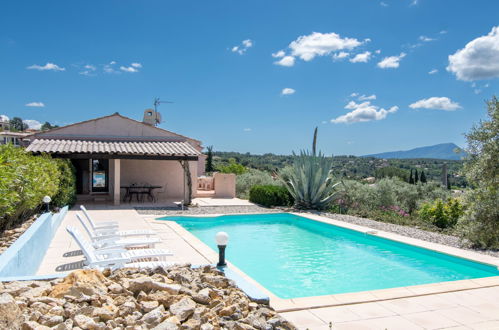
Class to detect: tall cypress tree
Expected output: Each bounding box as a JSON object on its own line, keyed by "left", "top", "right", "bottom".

{"left": 205, "top": 146, "right": 214, "bottom": 173}
{"left": 414, "top": 169, "right": 419, "bottom": 183}
{"left": 420, "top": 170, "right": 427, "bottom": 183}
{"left": 409, "top": 169, "right": 414, "bottom": 184}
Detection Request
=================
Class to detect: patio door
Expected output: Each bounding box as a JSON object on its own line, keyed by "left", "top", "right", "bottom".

{"left": 91, "top": 159, "right": 109, "bottom": 193}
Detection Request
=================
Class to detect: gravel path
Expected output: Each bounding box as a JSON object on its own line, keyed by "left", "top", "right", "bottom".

{"left": 136, "top": 205, "right": 499, "bottom": 258}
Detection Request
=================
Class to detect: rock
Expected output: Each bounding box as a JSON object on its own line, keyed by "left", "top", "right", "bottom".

{"left": 0, "top": 293, "right": 23, "bottom": 329}
{"left": 108, "top": 283, "right": 123, "bottom": 294}
{"left": 169, "top": 297, "right": 196, "bottom": 321}
{"left": 147, "top": 291, "right": 176, "bottom": 307}
{"left": 21, "top": 321, "right": 51, "bottom": 330}
{"left": 192, "top": 288, "right": 211, "bottom": 305}
{"left": 181, "top": 318, "right": 201, "bottom": 330}
{"left": 92, "top": 306, "right": 116, "bottom": 321}
{"left": 200, "top": 324, "right": 214, "bottom": 330}
{"left": 40, "top": 314, "right": 64, "bottom": 327}
{"left": 153, "top": 319, "right": 180, "bottom": 330}
{"left": 128, "top": 277, "right": 181, "bottom": 295}
{"left": 73, "top": 314, "right": 100, "bottom": 329}
{"left": 141, "top": 305, "right": 166, "bottom": 326}
{"left": 141, "top": 300, "right": 159, "bottom": 312}
{"left": 49, "top": 270, "right": 109, "bottom": 298}
{"left": 218, "top": 304, "right": 237, "bottom": 317}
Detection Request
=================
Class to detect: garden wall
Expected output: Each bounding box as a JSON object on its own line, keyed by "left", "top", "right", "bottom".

{"left": 0, "top": 206, "right": 68, "bottom": 280}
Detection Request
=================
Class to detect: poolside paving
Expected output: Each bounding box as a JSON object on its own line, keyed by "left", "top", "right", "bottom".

{"left": 281, "top": 286, "right": 499, "bottom": 329}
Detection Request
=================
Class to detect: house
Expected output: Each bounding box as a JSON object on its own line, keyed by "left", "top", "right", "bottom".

{"left": 0, "top": 131, "right": 31, "bottom": 147}
{"left": 25, "top": 111, "right": 234, "bottom": 205}
{"left": 0, "top": 115, "right": 10, "bottom": 131}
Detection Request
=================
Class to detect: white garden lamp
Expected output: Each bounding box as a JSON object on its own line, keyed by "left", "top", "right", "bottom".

{"left": 43, "top": 195, "right": 51, "bottom": 213}
{"left": 215, "top": 231, "right": 229, "bottom": 267}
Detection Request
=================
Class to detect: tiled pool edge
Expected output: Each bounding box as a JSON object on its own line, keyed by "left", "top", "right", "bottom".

{"left": 151, "top": 213, "right": 499, "bottom": 313}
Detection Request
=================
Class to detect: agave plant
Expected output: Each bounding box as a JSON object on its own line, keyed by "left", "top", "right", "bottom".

{"left": 279, "top": 128, "right": 339, "bottom": 210}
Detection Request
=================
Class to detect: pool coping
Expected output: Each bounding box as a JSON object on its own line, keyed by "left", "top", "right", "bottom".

{"left": 149, "top": 212, "right": 499, "bottom": 313}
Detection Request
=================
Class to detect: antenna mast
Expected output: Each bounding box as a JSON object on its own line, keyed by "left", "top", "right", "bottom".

{"left": 153, "top": 98, "right": 173, "bottom": 112}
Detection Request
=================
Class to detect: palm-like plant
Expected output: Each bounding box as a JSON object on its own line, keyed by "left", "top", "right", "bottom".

{"left": 279, "top": 128, "right": 339, "bottom": 210}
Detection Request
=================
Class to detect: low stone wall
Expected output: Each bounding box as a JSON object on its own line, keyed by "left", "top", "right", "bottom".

{"left": 0, "top": 265, "right": 296, "bottom": 329}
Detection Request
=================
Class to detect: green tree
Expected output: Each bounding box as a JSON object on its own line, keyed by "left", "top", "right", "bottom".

{"left": 205, "top": 146, "right": 214, "bottom": 173}
{"left": 41, "top": 122, "right": 59, "bottom": 131}
{"left": 217, "top": 158, "right": 247, "bottom": 175}
{"left": 409, "top": 169, "right": 414, "bottom": 184}
{"left": 458, "top": 97, "right": 499, "bottom": 248}
{"left": 9, "top": 117, "right": 28, "bottom": 131}
{"left": 414, "top": 169, "right": 419, "bottom": 183}
{"left": 420, "top": 170, "right": 427, "bottom": 183}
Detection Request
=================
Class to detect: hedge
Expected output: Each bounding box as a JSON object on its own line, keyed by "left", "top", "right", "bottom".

{"left": 249, "top": 185, "right": 293, "bottom": 207}
{"left": 0, "top": 144, "right": 76, "bottom": 231}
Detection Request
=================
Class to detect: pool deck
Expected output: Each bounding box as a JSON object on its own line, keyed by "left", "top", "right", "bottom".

{"left": 38, "top": 207, "right": 499, "bottom": 329}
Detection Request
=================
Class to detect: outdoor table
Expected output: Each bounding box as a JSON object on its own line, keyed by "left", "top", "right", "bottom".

{"left": 121, "top": 185, "right": 162, "bottom": 202}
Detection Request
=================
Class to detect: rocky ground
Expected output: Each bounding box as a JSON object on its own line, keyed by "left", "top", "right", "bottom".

{"left": 0, "top": 216, "right": 37, "bottom": 254}
{"left": 137, "top": 205, "right": 499, "bottom": 258}
{"left": 0, "top": 265, "right": 295, "bottom": 330}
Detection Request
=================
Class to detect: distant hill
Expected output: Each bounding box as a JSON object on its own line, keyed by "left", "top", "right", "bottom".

{"left": 364, "top": 143, "right": 466, "bottom": 160}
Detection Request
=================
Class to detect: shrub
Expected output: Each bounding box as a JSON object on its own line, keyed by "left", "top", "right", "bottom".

{"left": 52, "top": 159, "right": 77, "bottom": 208}
{"left": 418, "top": 198, "right": 464, "bottom": 229}
{"left": 217, "top": 158, "right": 247, "bottom": 175}
{"left": 249, "top": 185, "right": 293, "bottom": 207}
{"left": 0, "top": 144, "right": 76, "bottom": 231}
{"left": 236, "top": 168, "right": 279, "bottom": 199}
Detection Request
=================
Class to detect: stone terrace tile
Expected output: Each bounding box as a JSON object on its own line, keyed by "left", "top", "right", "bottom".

{"left": 436, "top": 306, "right": 491, "bottom": 325}
{"left": 403, "top": 311, "right": 461, "bottom": 329}
{"left": 346, "top": 302, "right": 397, "bottom": 319}
{"left": 280, "top": 310, "right": 326, "bottom": 329}
{"left": 309, "top": 305, "right": 362, "bottom": 323}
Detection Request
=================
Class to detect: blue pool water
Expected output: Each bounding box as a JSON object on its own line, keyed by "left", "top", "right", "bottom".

{"left": 160, "top": 213, "right": 499, "bottom": 299}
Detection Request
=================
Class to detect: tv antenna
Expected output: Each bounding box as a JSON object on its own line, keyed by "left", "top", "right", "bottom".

{"left": 153, "top": 98, "right": 173, "bottom": 112}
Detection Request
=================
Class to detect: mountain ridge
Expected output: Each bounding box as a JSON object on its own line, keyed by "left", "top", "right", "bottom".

{"left": 363, "top": 143, "right": 466, "bottom": 160}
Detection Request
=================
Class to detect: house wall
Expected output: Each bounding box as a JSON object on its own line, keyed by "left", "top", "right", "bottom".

{"left": 120, "top": 159, "right": 198, "bottom": 200}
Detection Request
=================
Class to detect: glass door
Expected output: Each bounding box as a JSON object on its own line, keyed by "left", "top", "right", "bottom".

{"left": 91, "top": 159, "right": 109, "bottom": 192}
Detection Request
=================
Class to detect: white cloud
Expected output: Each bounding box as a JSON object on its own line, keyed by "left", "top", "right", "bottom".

{"left": 419, "top": 36, "right": 435, "bottom": 42}
{"left": 358, "top": 94, "right": 376, "bottom": 101}
{"left": 349, "top": 51, "right": 371, "bottom": 63}
{"left": 409, "top": 97, "right": 461, "bottom": 111}
{"left": 350, "top": 92, "right": 359, "bottom": 97}
{"left": 410, "top": 0, "right": 418, "bottom": 6}
{"left": 447, "top": 26, "right": 499, "bottom": 81}
{"left": 377, "top": 53, "right": 406, "bottom": 69}
{"left": 243, "top": 128, "right": 252, "bottom": 132}
{"left": 380, "top": 1, "right": 388, "bottom": 6}
{"left": 288, "top": 32, "right": 364, "bottom": 62}
{"left": 375, "top": 49, "right": 381, "bottom": 54}
{"left": 232, "top": 39, "right": 253, "bottom": 55}
{"left": 79, "top": 64, "right": 96, "bottom": 76}
{"left": 428, "top": 69, "right": 438, "bottom": 74}
{"left": 332, "top": 51, "right": 350, "bottom": 61}
{"left": 332, "top": 101, "right": 398, "bottom": 124}
{"left": 120, "top": 63, "right": 142, "bottom": 73}
{"left": 0, "top": 115, "right": 9, "bottom": 122}
{"left": 25, "top": 102, "right": 45, "bottom": 107}
{"left": 281, "top": 88, "right": 296, "bottom": 95}
{"left": 274, "top": 56, "right": 295, "bottom": 67}
{"left": 272, "top": 50, "right": 285, "bottom": 58}
{"left": 23, "top": 119, "right": 42, "bottom": 130}
{"left": 104, "top": 62, "right": 118, "bottom": 74}
{"left": 439, "top": 30, "right": 448, "bottom": 35}
{"left": 27, "top": 62, "right": 65, "bottom": 71}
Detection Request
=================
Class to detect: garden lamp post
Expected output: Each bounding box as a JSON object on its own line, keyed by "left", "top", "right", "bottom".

{"left": 43, "top": 195, "right": 51, "bottom": 213}
{"left": 215, "top": 231, "right": 229, "bottom": 267}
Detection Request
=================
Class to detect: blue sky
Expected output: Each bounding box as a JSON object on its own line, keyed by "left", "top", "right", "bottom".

{"left": 1, "top": 0, "right": 498, "bottom": 155}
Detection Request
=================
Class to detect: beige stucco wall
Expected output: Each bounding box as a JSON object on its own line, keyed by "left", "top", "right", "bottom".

{"left": 120, "top": 159, "right": 198, "bottom": 200}
{"left": 213, "top": 173, "right": 236, "bottom": 198}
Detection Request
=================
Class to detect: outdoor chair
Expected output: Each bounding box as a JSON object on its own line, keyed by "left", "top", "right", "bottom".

{"left": 76, "top": 214, "right": 160, "bottom": 249}
{"left": 66, "top": 226, "right": 173, "bottom": 270}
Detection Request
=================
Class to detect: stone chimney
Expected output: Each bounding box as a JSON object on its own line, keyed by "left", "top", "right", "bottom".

{"left": 142, "top": 109, "right": 162, "bottom": 126}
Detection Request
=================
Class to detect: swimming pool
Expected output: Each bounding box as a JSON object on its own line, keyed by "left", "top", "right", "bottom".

{"left": 161, "top": 213, "right": 499, "bottom": 299}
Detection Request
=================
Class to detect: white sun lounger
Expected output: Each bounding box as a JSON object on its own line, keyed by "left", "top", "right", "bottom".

{"left": 76, "top": 214, "right": 160, "bottom": 249}
{"left": 80, "top": 205, "right": 156, "bottom": 237}
{"left": 66, "top": 226, "right": 173, "bottom": 270}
